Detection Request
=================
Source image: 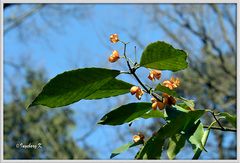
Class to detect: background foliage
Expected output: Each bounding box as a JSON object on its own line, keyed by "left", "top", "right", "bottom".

{"left": 3, "top": 3, "right": 236, "bottom": 159}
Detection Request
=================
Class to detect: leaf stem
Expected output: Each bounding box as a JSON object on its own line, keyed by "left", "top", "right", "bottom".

{"left": 134, "top": 46, "right": 137, "bottom": 63}
{"left": 120, "top": 71, "right": 131, "bottom": 74}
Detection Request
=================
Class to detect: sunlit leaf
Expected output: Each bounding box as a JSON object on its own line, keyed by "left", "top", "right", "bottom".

{"left": 188, "top": 121, "right": 206, "bottom": 153}
{"left": 141, "top": 109, "right": 165, "bottom": 119}
{"left": 155, "top": 84, "right": 179, "bottom": 98}
{"left": 135, "top": 106, "right": 205, "bottom": 159}
{"left": 140, "top": 41, "right": 188, "bottom": 72}
{"left": 180, "top": 97, "right": 195, "bottom": 110}
{"left": 192, "top": 128, "right": 210, "bottom": 159}
{"left": 110, "top": 140, "right": 143, "bottom": 159}
{"left": 167, "top": 134, "right": 186, "bottom": 160}
{"left": 219, "top": 112, "right": 236, "bottom": 128}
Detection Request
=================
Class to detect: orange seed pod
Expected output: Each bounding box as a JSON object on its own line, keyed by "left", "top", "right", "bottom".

{"left": 110, "top": 34, "right": 119, "bottom": 43}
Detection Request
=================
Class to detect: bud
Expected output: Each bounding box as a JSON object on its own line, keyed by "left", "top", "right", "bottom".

{"left": 152, "top": 102, "right": 158, "bottom": 110}
{"left": 157, "top": 101, "right": 165, "bottom": 110}
{"left": 130, "top": 86, "right": 144, "bottom": 100}
{"left": 108, "top": 50, "right": 120, "bottom": 63}
{"left": 148, "top": 70, "right": 161, "bottom": 81}
{"left": 151, "top": 97, "right": 157, "bottom": 103}
{"left": 110, "top": 34, "right": 119, "bottom": 43}
{"left": 133, "top": 135, "right": 141, "bottom": 143}
{"left": 138, "top": 132, "right": 145, "bottom": 140}
{"left": 112, "top": 50, "right": 119, "bottom": 58}
{"left": 136, "top": 88, "right": 144, "bottom": 100}
{"left": 163, "top": 77, "right": 180, "bottom": 90}
{"left": 151, "top": 97, "right": 165, "bottom": 110}
{"left": 133, "top": 133, "right": 144, "bottom": 143}
{"left": 162, "top": 93, "right": 169, "bottom": 98}
{"left": 168, "top": 96, "right": 176, "bottom": 106}
{"left": 130, "top": 86, "right": 139, "bottom": 95}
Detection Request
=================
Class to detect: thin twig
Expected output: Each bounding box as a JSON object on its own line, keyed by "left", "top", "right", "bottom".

{"left": 203, "top": 125, "right": 236, "bottom": 132}
{"left": 122, "top": 41, "right": 234, "bottom": 133}
{"left": 122, "top": 42, "right": 163, "bottom": 102}
{"left": 210, "top": 111, "right": 225, "bottom": 131}
{"left": 4, "top": 4, "right": 46, "bottom": 34}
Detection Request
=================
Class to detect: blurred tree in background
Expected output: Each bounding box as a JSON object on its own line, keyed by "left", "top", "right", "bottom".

{"left": 3, "top": 3, "right": 236, "bottom": 159}
{"left": 4, "top": 67, "right": 89, "bottom": 159}
{"left": 142, "top": 4, "right": 236, "bottom": 159}
{"left": 107, "top": 4, "right": 236, "bottom": 159}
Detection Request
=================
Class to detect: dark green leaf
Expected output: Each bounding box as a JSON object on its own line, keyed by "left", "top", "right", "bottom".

{"left": 140, "top": 41, "right": 188, "bottom": 72}
{"left": 98, "top": 102, "right": 152, "bottom": 125}
{"left": 165, "top": 105, "right": 189, "bottom": 121}
{"left": 141, "top": 109, "right": 165, "bottom": 119}
{"left": 85, "top": 78, "right": 133, "bottom": 99}
{"left": 219, "top": 112, "right": 236, "bottom": 128}
{"left": 28, "top": 68, "right": 120, "bottom": 108}
{"left": 167, "top": 134, "right": 186, "bottom": 160}
{"left": 155, "top": 84, "right": 179, "bottom": 98}
{"left": 110, "top": 141, "right": 143, "bottom": 159}
{"left": 135, "top": 120, "right": 182, "bottom": 159}
{"left": 165, "top": 106, "right": 205, "bottom": 131}
{"left": 167, "top": 120, "right": 206, "bottom": 160}
{"left": 135, "top": 106, "right": 204, "bottom": 159}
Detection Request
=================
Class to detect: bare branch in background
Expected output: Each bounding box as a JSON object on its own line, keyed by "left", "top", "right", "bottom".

{"left": 4, "top": 4, "right": 46, "bottom": 34}
{"left": 140, "top": 4, "right": 236, "bottom": 159}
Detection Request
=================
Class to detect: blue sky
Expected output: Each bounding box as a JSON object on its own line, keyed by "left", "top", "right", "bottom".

{"left": 3, "top": 4, "right": 236, "bottom": 159}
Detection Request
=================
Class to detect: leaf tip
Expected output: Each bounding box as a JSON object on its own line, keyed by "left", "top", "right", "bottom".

{"left": 110, "top": 153, "right": 117, "bottom": 159}
{"left": 26, "top": 103, "right": 34, "bottom": 111}
{"left": 97, "top": 120, "right": 104, "bottom": 125}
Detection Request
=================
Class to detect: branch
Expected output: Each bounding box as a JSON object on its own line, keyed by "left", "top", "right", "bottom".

{"left": 210, "top": 111, "right": 225, "bottom": 130}
{"left": 209, "top": 4, "right": 235, "bottom": 54}
{"left": 122, "top": 42, "right": 163, "bottom": 102}
{"left": 150, "top": 8, "right": 234, "bottom": 97}
{"left": 4, "top": 4, "right": 46, "bottom": 34}
{"left": 173, "top": 7, "right": 236, "bottom": 79}
{"left": 205, "top": 110, "right": 236, "bottom": 132}
{"left": 203, "top": 125, "right": 236, "bottom": 132}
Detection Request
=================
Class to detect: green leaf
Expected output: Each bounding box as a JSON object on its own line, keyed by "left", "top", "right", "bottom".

{"left": 165, "top": 107, "right": 205, "bottom": 160}
{"left": 167, "top": 120, "right": 206, "bottom": 160}
{"left": 135, "top": 106, "right": 205, "bottom": 159}
{"left": 141, "top": 109, "right": 165, "bottom": 119}
{"left": 167, "top": 134, "right": 186, "bottom": 160}
{"left": 140, "top": 41, "right": 188, "bottom": 72}
{"left": 155, "top": 84, "right": 179, "bottom": 98}
{"left": 165, "top": 105, "right": 204, "bottom": 125}
{"left": 180, "top": 97, "right": 195, "bottom": 110}
{"left": 165, "top": 105, "right": 189, "bottom": 121}
{"left": 28, "top": 68, "right": 121, "bottom": 108}
{"left": 188, "top": 121, "right": 206, "bottom": 153}
{"left": 98, "top": 102, "right": 152, "bottom": 125}
{"left": 135, "top": 119, "right": 183, "bottom": 159}
{"left": 177, "top": 102, "right": 194, "bottom": 111}
{"left": 192, "top": 128, "right": 210, "bottom": 159}
{"left": 85, "top": 78, "right": 133, "bottom": 99}
{"left": 110, "top": 141, "right": 143, "bottom": 159}
{"left": 219, "top": 112, "right": 236, "bottom": 128}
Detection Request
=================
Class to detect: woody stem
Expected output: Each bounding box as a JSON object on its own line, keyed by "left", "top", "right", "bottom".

{"left": 203, "top": 125, "right": 236, "bottom": 132}
{"left": 122, "top": 43, "right": 163, "bottom": 102}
